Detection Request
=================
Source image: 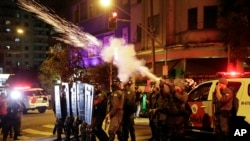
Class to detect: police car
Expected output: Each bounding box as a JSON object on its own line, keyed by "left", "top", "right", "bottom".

{"left": 186, "top": 72, "right": 250, "bottom": 136}
{"left": 10, "top": 87, "right": 49, "bottom": 114}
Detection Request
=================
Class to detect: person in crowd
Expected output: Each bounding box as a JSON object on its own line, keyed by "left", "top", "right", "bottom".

{"left": 134, "top": 86, "right": 142, "bottom": 118}
{"left": 162, "top": 78, "right": 189, "bottom": 141}
{"left": 105, "top": 80, "right": 125, "bottom": 141}
{"left": 0, "top": 92, "right": 8, "bottom": 134}
{"left": 90, "top": 85, "right": 109, "bottom": 141}
{"left": 122, "top": 80, "right": 137, "bottom": 141}
{"left": 2, "top": 98, "right": 22, "bottom": 141}
{"left": 147, "top": 82, "right": 161, "bottom": 141}
{"left": 214, "top": 78, "right": 233, "bottom": 141}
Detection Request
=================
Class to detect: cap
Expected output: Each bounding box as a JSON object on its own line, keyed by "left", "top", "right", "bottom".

{"left": 219, "top": 78, "right": 228, "bottom": 85}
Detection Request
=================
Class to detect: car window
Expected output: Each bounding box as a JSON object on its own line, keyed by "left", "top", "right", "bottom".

{"left": 188, "top": 82, "right": 212, "bottom": 101}
{"left": 23, "top": 90, "right": 45, "bottom": 97}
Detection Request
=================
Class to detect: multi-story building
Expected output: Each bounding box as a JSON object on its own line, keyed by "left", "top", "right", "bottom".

{"left": 0, "top": 0, "right": 49, "bottom": 73}
{"left": 62, "top": 0, "right": 250, "bottom": 80}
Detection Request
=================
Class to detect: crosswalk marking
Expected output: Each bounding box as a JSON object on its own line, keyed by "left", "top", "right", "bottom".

{"left": 22, "top": 128, "right": 53, "bottom": 136}
{"left": 42, "top": 124, "right": 55, "bottom": 128}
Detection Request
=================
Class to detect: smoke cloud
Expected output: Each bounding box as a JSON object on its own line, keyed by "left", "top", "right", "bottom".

{"left": 101, "top": 38, "right": 160, "bottom": 83}
{"left": 17, "top": 0, "right": 161, "bottom": 83}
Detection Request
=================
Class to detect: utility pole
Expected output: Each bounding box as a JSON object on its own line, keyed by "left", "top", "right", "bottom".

{"left": 150, "top": 0, "right": 156, "bottom": 74}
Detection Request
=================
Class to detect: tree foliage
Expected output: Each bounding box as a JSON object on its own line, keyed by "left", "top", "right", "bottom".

{"left": 38, "top": 43, "right": 113, "bottom": 92}
{"left": 218, "top": 0, "right": 250, "bottom": 62}
{"left": 38, "top": 44, "right": 72, "bottom": 94}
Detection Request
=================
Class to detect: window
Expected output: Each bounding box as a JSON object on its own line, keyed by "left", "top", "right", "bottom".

{"left": 25, "top": 46, "right": 29, "bottom": 50}
{"left": 204, "top": 6, "right": 217, "bottom": 29}
{"left": 188, "top": 8, "right": 197, "bottom": 30}
{"left": 188, "top": 82, "right": 212, "bottom": 101}
{"left": 148, "top": 14, "right": 160, "bottom": 35}
{"left": 135, "top": 24, "right": 142, "bottom": 42}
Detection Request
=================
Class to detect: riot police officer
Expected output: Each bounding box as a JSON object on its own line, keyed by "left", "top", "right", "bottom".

{"left": 90, "top": 85, "right": 109, "bottom": 141}
{"left": 54, "top": 85, "right": 67, "bottom": 141}
{"left": 147, "top": 82, "right": 161, "bottom": 141}
{"left": 122, "top": 80, "right": 137, "bottom": 141}
{"left": 105, "top": 80, "right": 125, "bottom": 141}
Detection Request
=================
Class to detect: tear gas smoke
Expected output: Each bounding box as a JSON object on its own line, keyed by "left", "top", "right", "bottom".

{"left": 17, "top": 0, "right": 161, "bottom": 83}
{"left": 101, "top": 38, "right": 161, "bottom": 82}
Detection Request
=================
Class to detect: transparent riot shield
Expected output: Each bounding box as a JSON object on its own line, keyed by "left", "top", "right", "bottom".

{"left": 84, "top": 83, "right": 94, "bottom": 125}
{"left": 76, "top": 82, "right": 85, "bottom": 121}
{"left": 71, "top": 82, "right": 78, "bottom": 117}
{"left": 76, "top": 82, "right": 94, "bottom": 125}
{"left": 54, "top": 84, "right": 62, "bottom": 118}
{"left": 62, "top": 82, "right": 70, "bottom": 117}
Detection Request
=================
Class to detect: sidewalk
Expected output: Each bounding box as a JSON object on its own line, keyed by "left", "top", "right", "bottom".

{"left": 25, "top": 118, "right": 149, "bottom": 141}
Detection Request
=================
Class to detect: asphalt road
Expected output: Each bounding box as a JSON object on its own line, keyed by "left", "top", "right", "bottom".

{"left": 0, "top": 109, "right": 152, "bottom": 141}
{"left": 0, "top": 109, "right": 211, "bottom": 141}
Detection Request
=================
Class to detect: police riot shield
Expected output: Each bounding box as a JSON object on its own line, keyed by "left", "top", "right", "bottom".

{"left": 76, "top": 82, "right": 85, "bottom": 121}
{"left": 62, "top": 82, "right": 70, "bottom": 117}
{"left": 84, "top": 83, "right": 94, "bottom": 125}
{"left": 71, "top": 82, "right": 78, "bottom": 117}
{"left": 54, "top": 84, "right": 62, "bottom": 118}
{"left": 76, "top": 82, "right": 94, "bottom": 125}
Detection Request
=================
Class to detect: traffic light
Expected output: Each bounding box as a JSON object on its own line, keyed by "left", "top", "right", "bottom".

{"left": 108, "top": 11, "right": 118, "bottom": 30}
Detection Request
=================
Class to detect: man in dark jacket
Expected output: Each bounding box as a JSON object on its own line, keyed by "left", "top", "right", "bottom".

{"left": 122, "top": 80, "right": 137, "bottom": 141}
{"left": 90, "top": 85, "right": 109, "bottom": 141}
{"left": 215, "top": 78, "right": 233, "bottom": 141}
{"left": 105, "top": 81, "right": 125, "bottom": 141}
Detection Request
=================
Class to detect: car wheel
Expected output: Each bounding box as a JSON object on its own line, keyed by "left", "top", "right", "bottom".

{"left": 38, "top": 107, "right": 46, "bottom": 113}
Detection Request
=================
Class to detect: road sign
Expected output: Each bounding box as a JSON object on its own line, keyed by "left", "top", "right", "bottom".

{"left": 162, "top": 65, "right": 168, "bottom": 76}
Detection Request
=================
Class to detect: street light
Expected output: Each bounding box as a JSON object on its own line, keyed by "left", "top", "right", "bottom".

{"left": 100, "top": 0, "right": 112, "bottom": 7}
{"left": 99, "top": 0, "right": 167, "bottom": 75}
{"left": 16, "top": 28, "right": 24, "bottom": 34}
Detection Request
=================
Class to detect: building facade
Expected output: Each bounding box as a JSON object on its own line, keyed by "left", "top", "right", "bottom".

{"left": 0, "top": 0, "right": 49, "bottom": 73}
{"left": 70, "top": 0, "right": 249, "bottom": 79}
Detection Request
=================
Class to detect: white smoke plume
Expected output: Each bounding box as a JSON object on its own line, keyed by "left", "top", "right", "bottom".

{"left": 101, "top": 38, "right": 160, "bottom": 83}
{"left": 17, "top": 0, "right": 101, "bottom": 48}
{"left": 17, "top": 0, "right": 161, "bottom": 83}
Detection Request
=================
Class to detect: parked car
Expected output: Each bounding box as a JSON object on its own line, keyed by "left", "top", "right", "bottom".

{"left": 9, "top": 87, "right": 49, "bottom": 114}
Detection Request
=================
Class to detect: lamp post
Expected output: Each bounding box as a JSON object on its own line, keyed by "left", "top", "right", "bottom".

{"left": 100, "top": 0, "right": 167, "bottom": 77}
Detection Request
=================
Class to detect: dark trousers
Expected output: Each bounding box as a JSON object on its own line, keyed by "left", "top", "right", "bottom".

{"left": 2, "top": 119, "right": 18, "bottom": 141}
{"left": 123, "top": 114, "right": 136, "bottom": 141}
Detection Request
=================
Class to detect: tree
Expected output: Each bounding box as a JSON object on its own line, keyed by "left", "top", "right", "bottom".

{"left": 38, "top": 44, "right": 73, "bottom": 95}
{"left": 218, "top": 0, "right": 250, "bottom": 71}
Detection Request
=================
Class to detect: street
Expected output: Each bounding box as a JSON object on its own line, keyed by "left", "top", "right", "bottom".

{"left": 0, "top": 109, "right": 210, "bottom": 141}
{"left": 0, "top": 109, "right": 152, "bottom": 141}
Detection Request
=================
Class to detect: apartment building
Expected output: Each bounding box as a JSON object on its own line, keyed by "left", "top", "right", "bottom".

{"left": 0, "top": 0, "right": 49, "bottom": 73}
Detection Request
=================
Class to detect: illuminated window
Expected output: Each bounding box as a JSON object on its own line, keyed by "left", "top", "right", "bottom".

{"left": 15, "top": 37, "right": 21, "bottom": 42}
{"left": 5, "top": 28, "right": 11, "bottom": 32}
{"left": 5, "top": 20, "right": 11, "bottom": 25}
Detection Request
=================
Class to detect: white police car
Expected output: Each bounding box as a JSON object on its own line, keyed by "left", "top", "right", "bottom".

{"left": 10, "top": 87, "right": 49, "bottom": 114}
{"left": 186, "top": 72, "right": 250, "bottom": 137}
